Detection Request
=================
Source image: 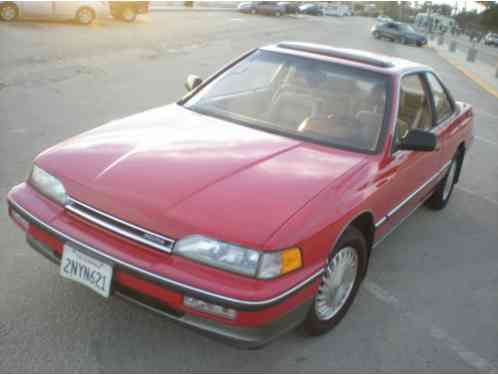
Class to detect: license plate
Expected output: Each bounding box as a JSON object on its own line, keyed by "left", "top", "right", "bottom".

{"left": 60, "top": 244, "right": 113, "bottom": 298}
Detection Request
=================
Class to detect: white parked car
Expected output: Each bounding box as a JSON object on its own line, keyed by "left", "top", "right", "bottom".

{"left": 0, "top": 1, "right": 109, "bottom": 25}
{"left": 324, "top": 5, "right": 351, "bottom": 17}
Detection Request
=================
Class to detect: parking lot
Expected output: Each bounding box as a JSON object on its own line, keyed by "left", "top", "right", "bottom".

{"left": 1, "top": 11, "right": 497, "bottom": 371}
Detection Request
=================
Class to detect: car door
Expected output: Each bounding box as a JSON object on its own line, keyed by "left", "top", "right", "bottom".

{"left": 52, "top": 2, "right": 80, "bottom": 19}
{"left": 256, "top": 1, "right": 270, "bottom": 14}
{"left": 424, "top": 72, "right": 458, "bottom": 169}
{"left": 374, "top": 73, "right": 439, "bottom": 237}
{"left": 385, "top": 23, "right": 400, "bottom": 40}
{"left": 19, "top": 1, "right": 53, "bottom": 18}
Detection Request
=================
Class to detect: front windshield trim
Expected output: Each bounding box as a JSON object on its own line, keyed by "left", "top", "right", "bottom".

{"left": 180, "top": 49, "right": 393, "bottom": 155}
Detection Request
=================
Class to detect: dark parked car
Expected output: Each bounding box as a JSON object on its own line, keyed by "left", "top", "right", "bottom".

{"left": 278, "top": 2, "right": 300, "bottom": 14}
{"left": 372, "top": 22, "right": 427, "bottom": 47}
{"left": 238, "top": 1, "right": 285, "bottom": 16}
{"left": 110, "top": 1, "right": 149, "bottom": 22}
{"left": 484, "top": 33, "right": 498, "bottom": 47}
{"left": 299, "top": 3, "right": 323, "bottom": 16}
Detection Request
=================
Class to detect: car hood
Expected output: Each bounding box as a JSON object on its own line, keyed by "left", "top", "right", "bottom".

{"left": 36, "top": 104, "right": 367, "bottom": 248}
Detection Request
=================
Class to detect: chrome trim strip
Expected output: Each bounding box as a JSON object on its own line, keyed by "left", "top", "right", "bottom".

{"left": 373, "top": 196, "right": 427, "bottom": 249}
{"left": 66, "top": 198, "right": 174, "bottom": 253}
{"left": 374, "top": 160, "right": 452, "bottom": 229}
{"left": 374, "top": 216, "right": 387, "bottom": 229}
{"left": 387, "top": 160, "right": 451, "bottom": 218}
{"left": 9, "top": 198, "right": 323, "bottom": 308}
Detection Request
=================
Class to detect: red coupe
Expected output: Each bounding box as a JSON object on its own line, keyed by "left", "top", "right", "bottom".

{"left": 7, "top": 42, "right": 474, "bottom": 348}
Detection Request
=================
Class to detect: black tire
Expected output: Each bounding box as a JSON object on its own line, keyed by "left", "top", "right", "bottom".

{"left": 0, "top": 2, "right": 18, "bottom": 22}
{"left": 303, "top": 226, "right": 368, "bottom": 336}
{"left": 416, "top": 41, "right": 423, "bottom": 47}
{"left": 426, "top": 155, "right": 460, "bottom": 210}
{"left": 120, "top": 6, "right": 136, "bottom": 22}
{"left": 373, "top": 31, "right": 380, "bottom": 39}
{"left": 76, "top": 7, "right": 95, "bottom": 25}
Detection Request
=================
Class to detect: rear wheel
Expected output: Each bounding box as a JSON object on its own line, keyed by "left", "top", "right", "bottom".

{"left": 121, "top": 6, "right": 136, "bottom": 22}
{"left": 304, "top": 227, "right": 367, "bottom": 336}
{"left": 76, "top": 7, "right": 95, "bottom": 25}
{"left": 0, "top": 3, "right": 18, "bottom": 22}
{"left": 426, "top": 156, "right": 459, "bottom": 210}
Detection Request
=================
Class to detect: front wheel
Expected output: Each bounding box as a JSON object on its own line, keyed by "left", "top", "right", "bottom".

{"left": 76, "top": 7, "right": 95, "bottom": 25}
{"left": 0, "top": 3, "right": 18, "bottom": 22}
{"left": 121, "top": 6, "right": 136, "bottom": 22}
{"left": 304, "top": 227, "right": 367, "bottom": 336}
{"left": 426, "top": 156, "right": 459, "bottom": 210}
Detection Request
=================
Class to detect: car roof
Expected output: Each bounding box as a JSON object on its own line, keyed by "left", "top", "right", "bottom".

{"left": 262, "top": 42, "right": 428, "bottom": 75}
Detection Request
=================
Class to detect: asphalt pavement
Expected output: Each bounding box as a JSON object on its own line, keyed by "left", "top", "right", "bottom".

{"left": 1, "top": 12, "right": 497, "bottom": 371}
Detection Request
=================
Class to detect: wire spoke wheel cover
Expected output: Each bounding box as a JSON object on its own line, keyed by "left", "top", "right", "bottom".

{"left": 315, "top": 246, "right": 358, "bottom": 321}
{"left": 78, "top": 9, "right": 93, "bottom": 24}
{"left": 122, "top": 8, "right": 135, "bottom": 22}
{"left": 1, "top": 5, "right": 16, "bottom": 21}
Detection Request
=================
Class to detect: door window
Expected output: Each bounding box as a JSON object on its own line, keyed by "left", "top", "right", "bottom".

{"left": 395, "top": 74, "right": 433, "bottom": 146}
{"left": 425, "top": 73, "right": 453, "bottom": 124}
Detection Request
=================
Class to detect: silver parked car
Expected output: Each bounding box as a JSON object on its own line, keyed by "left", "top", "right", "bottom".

{"left": 238, "top": 1, "right": 286, "bottom": 17}
{"left": 0, "top": 1, "right": 109, "bottom": 25}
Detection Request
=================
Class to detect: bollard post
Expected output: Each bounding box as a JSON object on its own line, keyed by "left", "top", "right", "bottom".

{"left": 449, "top": 40, "right": 457, "bottom": 52}
{"left": 467, "top": 41, "right": 478, "bottom": 62}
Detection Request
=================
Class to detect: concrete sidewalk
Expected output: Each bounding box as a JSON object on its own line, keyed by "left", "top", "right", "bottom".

{"left": 430, "top": 39, "right": 498, "bottom": 99}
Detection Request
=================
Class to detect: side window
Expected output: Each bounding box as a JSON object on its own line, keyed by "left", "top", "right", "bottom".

{"left": 395, "top": 74, "right": 433, "bottom": 145}
{"left": 425, "top": 73, "right": 453, "bottom": 123}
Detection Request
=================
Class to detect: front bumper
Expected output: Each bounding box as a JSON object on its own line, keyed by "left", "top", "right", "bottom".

{"left": 7, "top": 196, "right": 318, "bottom": 348}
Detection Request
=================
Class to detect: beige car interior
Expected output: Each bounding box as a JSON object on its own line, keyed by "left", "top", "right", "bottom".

{"left": 265, "top": 66, "right": 385, "bottom": 150}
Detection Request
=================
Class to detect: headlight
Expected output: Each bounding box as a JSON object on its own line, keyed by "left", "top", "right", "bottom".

{"left": 29, "top": 165, "right": 67, "bottom": 205}
{"left": 174, "top": 235, "right": 302, "bottom": 279}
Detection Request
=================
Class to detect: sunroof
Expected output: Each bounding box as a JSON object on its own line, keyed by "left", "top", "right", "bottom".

{"left": 277, "top": 42, "right": 395, "bottom": 68}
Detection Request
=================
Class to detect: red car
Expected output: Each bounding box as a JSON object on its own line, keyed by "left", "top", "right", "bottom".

{"left": 7, "top": 42, "right": 474, "bottom": 348}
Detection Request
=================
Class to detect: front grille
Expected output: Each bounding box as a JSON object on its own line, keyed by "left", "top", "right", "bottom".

{"left": 66, "top": 198, "right": 175, "bottom": 254}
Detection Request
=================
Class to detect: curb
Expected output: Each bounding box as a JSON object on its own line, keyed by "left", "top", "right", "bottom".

{"left": 149, "top": 7, "right": 237, "bottom": 12}
{"left": 432, "top": 46, "right": 498, "bottom": 100}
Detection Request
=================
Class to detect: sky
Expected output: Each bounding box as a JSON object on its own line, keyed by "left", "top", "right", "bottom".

{"left": 428, "top": 0, "right": 487, "bottom": 13}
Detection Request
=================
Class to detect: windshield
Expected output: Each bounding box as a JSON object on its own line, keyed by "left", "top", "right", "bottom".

{"left": 184, "top": 50, "right": 389, "bottom": 152}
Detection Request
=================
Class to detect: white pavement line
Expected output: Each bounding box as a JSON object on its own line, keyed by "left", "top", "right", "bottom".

{"left": 364, "top": 281, "right": 496, "bottom": 372}
{"left": 455, "top": 186, "right": 498, "bottom": 206}
{"left": 475, "top": 136, "right": 498, "bottom": 147}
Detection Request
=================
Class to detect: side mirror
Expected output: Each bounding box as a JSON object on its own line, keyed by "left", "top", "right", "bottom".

{"left": 185, "top": 74, "right": 203, "bottom": 92}
{"left": 398, "top": 129, "right": 437, "bottom": 152}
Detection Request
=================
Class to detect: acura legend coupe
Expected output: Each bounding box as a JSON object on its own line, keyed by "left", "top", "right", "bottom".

{"left": 7, "top": 42, "right": 474, "bottom": 348}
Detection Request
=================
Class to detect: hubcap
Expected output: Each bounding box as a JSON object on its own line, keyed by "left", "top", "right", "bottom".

{"left": 1, "top": 6, "right": 15, "bottom": 21}
{"left": 79, "top": 9, "right": 92, "bottom": 24}
{"left": 123, "top": 8, "right": 134, "bottom": 21}
{"left": 315, "top": 246, "right": 358, "bottom": 321}
{"left": 443, "top": 161, "right": 456, "bottom": 200}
